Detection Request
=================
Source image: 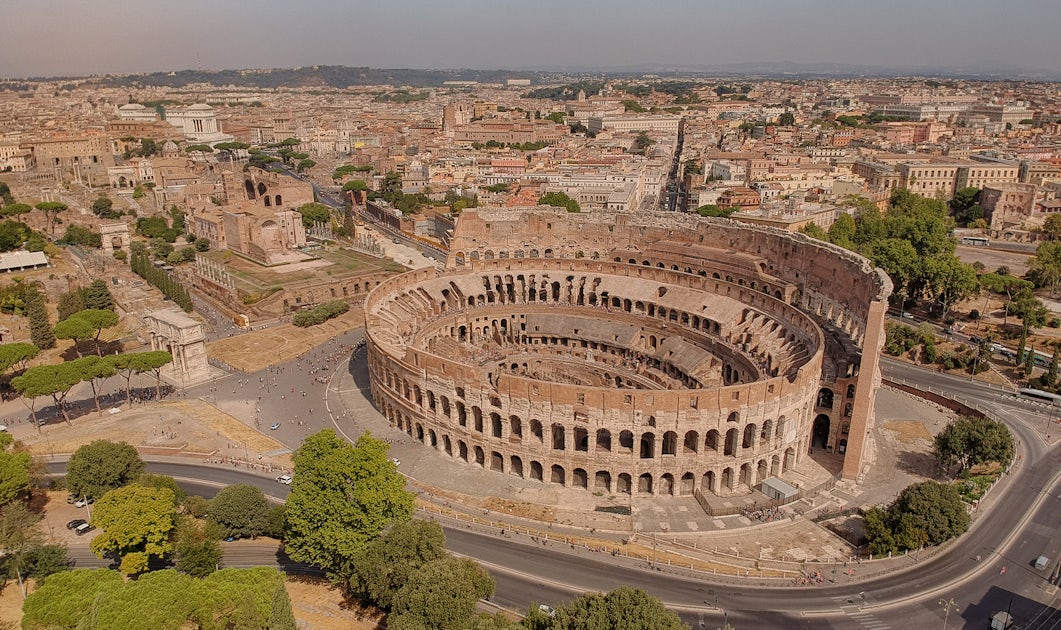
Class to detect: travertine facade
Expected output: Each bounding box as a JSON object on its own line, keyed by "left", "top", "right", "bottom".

{"left": 364, "top": 208, "right": 890, "bottom": 497}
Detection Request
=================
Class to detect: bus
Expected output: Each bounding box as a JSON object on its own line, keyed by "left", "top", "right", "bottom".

{"left": 960, "top": 235, "right": 990, "bottom": 246}
{"left": 1018, "top": 387, "right": 1061, "bottom": 405}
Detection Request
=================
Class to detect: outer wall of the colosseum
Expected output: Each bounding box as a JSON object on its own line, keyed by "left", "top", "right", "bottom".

{"left": 441, "top": 209, "right": 891, "bottom": 482}
{"left": 364, "top": 256, "right": 829, "bottom": 496}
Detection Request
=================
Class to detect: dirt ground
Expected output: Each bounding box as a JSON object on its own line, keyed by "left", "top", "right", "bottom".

{"left": 8, "top": 399, "right": 292, "bottom": 470}
{"left": 285, "top": 576, "right": 382, "bottom": 630}
{"left": 207, "top": 309, "right": 366, "bottom": 372}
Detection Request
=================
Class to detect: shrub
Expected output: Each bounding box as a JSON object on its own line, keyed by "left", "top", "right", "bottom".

{"left": 292, "top": 300, "right": 349, "bottom": 327}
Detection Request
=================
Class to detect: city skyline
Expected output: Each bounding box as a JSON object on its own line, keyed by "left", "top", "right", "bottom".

{"left": 2, "top": 0, "right": 1060, "bottom": 79}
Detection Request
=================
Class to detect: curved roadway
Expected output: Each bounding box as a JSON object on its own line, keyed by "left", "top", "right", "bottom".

{"left": 45, "top": 357, "right": 1061, "bottom": 628}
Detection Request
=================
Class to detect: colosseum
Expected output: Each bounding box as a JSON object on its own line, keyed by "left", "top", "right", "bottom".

{"left": 364, "top": 207, "right": 891, "bottom": 500}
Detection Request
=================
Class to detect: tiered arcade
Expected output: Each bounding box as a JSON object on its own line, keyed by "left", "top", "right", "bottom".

{"left": 363, "top": 208, "right": 890, "bottom": 497}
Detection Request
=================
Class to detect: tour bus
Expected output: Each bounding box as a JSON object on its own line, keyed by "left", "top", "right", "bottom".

{"left": 960, "top": 235, "right": 990, "bottom": 246}
{"left": 1018, "top": 387, "right": 1061, "bottom": 405}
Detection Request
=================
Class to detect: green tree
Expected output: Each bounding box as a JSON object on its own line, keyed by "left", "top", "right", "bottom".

{"left": 21, "top": 568, "right": 124, "bottom": 627}
{"left": 296, "top": 158, "right": 317, "bottom": 173}
{"left": 34, "top": 201, "right": 67, "bottom": 235}
{"left": 0, "top": 342, "right": 38, "bottom": 375}
{"left": 284, "top": 430, "right": 414, "bottom": 581}
{"left": 342, "top": 179, "right": 369, "bottom": 193}
{"left": 525, "top": 586, "right": 687, "bottom": 630}
{"left": 1043, "top": 213, "right": 1061, "bottom": 240}
{"left": 11, "top": 362, "right": 81, "bottom": 424}
{"left": 801, "top": 221, "right": 828, "bottom": 240}
{"left": 185, "top": 144, "right": 214, "bottom": 154}
{"left": 61, "top": 224, "right": 103, "bottom": 247}
{"left": 56, "top": 289, "right": 85, "bottom": 321}
{"left": 90, "top": 485, "right": 177, "bottom": 574}
{"left": 1044, "top": 344, "right": 1060, "bottom": 389}
{"left": 388, "top": 557, "right": 495, "bottom": 630}
{"left": 827, "top": 213, "right": 857, "bottom": 249}
{"left": 135, "top": 473, "right": 186, "bottom": 505}
{"left": 24, "top": 287, "right": 55, "bottom": 350}
{"left": 864, "top": 480, "right": 970, "bottom": 554}
{"left": 921, "top": 256, "right": 979, "bottom": 320}
{"left": 66, "top": 440, "right": 145, "bottom": 500}
{"left": 105, "top": 350, "right": 173, "bottom": 404}
{"left": 948, "top": 187, "right": 982, "bottom": 226}
{"left": 91, "top": 196, "right": 117, "bottom": 219}
{"left": 1009, "top": 287, "right": 1049, "bottom": 332}
{"left": 1028, "top": 241, "right": 1061, "bottom": 295}
{"left": 890, "top": 481, "right": 970, "bottom": 546}
{"left": 174, "top": 515, "right": 222, "bottom": 578}
{"left": 53, "top": 315, "right": 94, "bottom": 357}
{"left": 777, "top": 111, "right": 796, "bottom": 126}
{"left": 868, "top": 239, "right": 920, "bottom": 311}
{"left": 72, "top": 308, "right": 119, "bottom": 355}
{"left": 298, "top": 202, "right": 332, "bottom": 229}
{"left": 208, "top": 484, "right": 271, "bottom": 539}
{"left": 195, "top": 236, "right": 211, "bottom": 252}
{"left": 347, "top": 519, "right": 447, "bottom": 608}
{"left": 87, "top": 277, "right": 117, "bottom": 311}
{"left": 0, "top": 202, "right": 31, "bottom": 219}
{"left": 538, "top": 191, "right": 580, "bottom": 213}
{"left": 934, "top": 416, "right": 1014, "bottom": 473}
{"left": 0, "top": 448, "right": 32, "bottom": 506}
{"left": 0, "top": 501, "right": 43, "bottom": 599}
{"left": 22, "top": 543, "right": 71, "bottom": 586}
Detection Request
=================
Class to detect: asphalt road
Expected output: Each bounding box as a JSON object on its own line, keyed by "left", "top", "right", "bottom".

{"left": 41, "top": 347, "right": 1061, "bottom": 628}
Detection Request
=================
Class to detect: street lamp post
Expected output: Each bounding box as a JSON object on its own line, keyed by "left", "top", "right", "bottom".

{"left": 939, "top": 598, "right": 957, "bottom": 630}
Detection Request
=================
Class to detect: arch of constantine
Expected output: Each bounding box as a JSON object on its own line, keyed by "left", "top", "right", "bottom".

{"left": 363, "top": 207, "right": 891, "bottom": 499}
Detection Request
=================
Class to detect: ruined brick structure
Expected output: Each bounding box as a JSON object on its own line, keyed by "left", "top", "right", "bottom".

{"left": 364, "top": 207, "right": 890, "bottom": 497}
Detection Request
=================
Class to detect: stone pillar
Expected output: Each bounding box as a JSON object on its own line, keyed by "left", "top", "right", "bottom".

{"left": 842, "top": 299, "right": 887, "bottom": 481}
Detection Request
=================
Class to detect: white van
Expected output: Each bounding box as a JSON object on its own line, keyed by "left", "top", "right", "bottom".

{"left": 1035, "top": 555, "right": 1049, "bottom": 570}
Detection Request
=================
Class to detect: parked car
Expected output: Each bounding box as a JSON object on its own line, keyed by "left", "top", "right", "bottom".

{"left": 75, "top": 497, "right": 93, "bottom": 508}
{"left": 66, "top": 493, "right": 78, "bottom": 504}
{"left": 75, "top": 523, "right": 95, "bottom": 536}
{"left": 270, "top": 422, "right": 281, "bottom": 430}
{"left": 0, "top": 424, "right": 7, "bottom": 432}
{"left": 391, "top": 458, "right": 400, "bottom": 466}
{"left": 65, "top": 518, "right": 87, "bottom": 530}
{"left": 276, "top": 474, "right": 292, "bottom": 485}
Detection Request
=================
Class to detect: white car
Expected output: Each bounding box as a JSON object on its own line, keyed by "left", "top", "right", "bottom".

{"left": 276, "top": 474, "right": 292, "bottom": 485}
{"left": 0, "top": 424, "right": 7, "bottom": 432}
{"left": 75, "top": 497, "right": 93, "bottom": 508}
{"left": 391, "top": 458, "right": 401, "bottom": 466}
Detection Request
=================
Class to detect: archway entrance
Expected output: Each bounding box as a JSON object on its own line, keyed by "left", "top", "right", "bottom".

{"left": 812, "top": 414, "right": 831, "bottom": 449}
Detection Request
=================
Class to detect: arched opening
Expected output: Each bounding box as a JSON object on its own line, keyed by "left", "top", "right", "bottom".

{"left": 572, "top": 468, "right": 588, "bottom": 489}
{"left": 724, "top": 428, "right": 739, "bottom": 456}
{"left": 574, "top": 427, "right": 589, "bottom": 451}
{"left": 638, "top": 473, "right": 653, "bottom": 494}
{"left": 550, "top": 465, "right": 566, "bottom": 485}
{"left": 617, "top": 473, "right": 632, "bottom": 494}
{"left": 490, "top": 413, "right": 502, "bottom": 438}
{"left": 703, "top": 471, "right": 716, "bottom": 493}
{"left": 640, "top": 432, "right": 655, "bottom": 458}
{"left": 510, "top": 456, "right": 524, "bottom": 477}
{"left": 530, "top": 461, "right": 543, "bottom": 481}
{"left": 274, "top": 194, "right": 282, "bottom": 206}
{"left": 490, "top": 451, "right": 503, "bottom": 472}
{"left": 680, "top": 472, "right": 695, "bottom": 495}
{"left": 245, "top": 180, "right": 256, "bottom": 199}
{"left": 757, "top": 459, "right": 769, "bottom": 483}
{"left": 721, "top": 467, "right": 734, "bottom": 490}
{"left": 594, "top": 471, "right": 611, "bottom": 492}
{"left": 596, "top": 429, "right": 612, "bottom": 451}
{"left": 742, "top": 424, "right": 756, "bottom": 450}
{"left": 530, "top": 419, "right": 543, "bottom": 442}
{"left": 705, "top": 430, "right": 720, "bottom": 452}
{"left": 443, "top": 435, "right": 452, "bottom": 456}
{"left": 257, "top": 182, "right": 267, "bottom": 197}
{"left": 551, "top": 424, "right": 565, "bottom": 450}
{"left": 662, "top": 431, "right": 677, "bottom": 456}
{"left": 619, "top": 430, "right": 634, "bottom": 452}
{"left": 458, "top": 441, "right": 469, "bottom": 462}
{"left": 474, "top": 446, "right": 485, "bottom": 467}
{"left": 817, "top": 388, "right": 834, "bottom": 409}
{"left": 654, "top": 473, "right": 670, "bottom": 496}
{"left": 509, "top": 416, "right": 522, "bottom": 440}
{"left": 740, "top": 463, "right": 753, "bottom": 487}
{"left": 683, "top": 431, "right": 698, "bottom": 453}
{"left": 812, "top": 414, "right": 831, "bottom": 449}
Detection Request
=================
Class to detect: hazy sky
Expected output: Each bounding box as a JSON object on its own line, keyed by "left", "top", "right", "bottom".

{"left": 2, "top": 0, "right": 1059, "bottom": 78}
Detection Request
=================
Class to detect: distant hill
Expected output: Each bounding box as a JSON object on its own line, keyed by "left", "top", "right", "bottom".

{"left": 93, "top": 66, "right": 555, "bottom": 89}
{"left": 18, "top": 62, "right": 1060, "bottom": 89}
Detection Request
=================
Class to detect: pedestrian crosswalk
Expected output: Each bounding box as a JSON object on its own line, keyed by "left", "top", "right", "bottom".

{"left": 833, "top": 596, "right": 892, "bottom": 629}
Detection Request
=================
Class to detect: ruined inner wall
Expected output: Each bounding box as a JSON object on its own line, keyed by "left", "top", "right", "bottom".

{"left": 442, "top": 208, "right": 892, "bottom": 481}
{"left": 365, "top": 256, "right": 829, "bottom": 497}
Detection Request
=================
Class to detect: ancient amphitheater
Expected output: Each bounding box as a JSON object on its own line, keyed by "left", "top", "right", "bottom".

{"left": 364, "top": 207, "right": 890, "bottom": 500}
